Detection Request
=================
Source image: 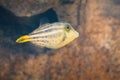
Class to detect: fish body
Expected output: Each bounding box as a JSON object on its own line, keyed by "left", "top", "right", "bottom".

{"left": 16, "top": 22, "right": 79, "bottom": 49}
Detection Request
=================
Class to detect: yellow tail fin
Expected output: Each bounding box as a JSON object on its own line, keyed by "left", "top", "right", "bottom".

{"left": 16, "top": 35, "right": 31, "bottom": 43}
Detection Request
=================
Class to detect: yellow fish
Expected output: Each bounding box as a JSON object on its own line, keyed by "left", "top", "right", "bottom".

{"left": 16, "top": 22, "right": 79, "bottom": 49}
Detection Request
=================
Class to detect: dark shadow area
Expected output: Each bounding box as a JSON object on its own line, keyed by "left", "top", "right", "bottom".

{"left": 0, "top": 6, "right": 58, "bottom": 56}
{"left": 113, "top": 0, "right": 120, "bottom": 5}
{"left": 60, "top": 0, "right": 74, "bottom": 4}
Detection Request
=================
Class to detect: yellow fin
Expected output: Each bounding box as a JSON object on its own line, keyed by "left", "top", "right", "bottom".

{"left": 16, "top": 35, "right": 31, "bottom": 43}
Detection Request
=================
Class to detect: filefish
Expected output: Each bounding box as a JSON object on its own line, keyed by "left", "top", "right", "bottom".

{"left": 16, "top": 22, "right": 79, "bottom": 49}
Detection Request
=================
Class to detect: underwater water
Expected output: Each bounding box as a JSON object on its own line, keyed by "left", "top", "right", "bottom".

{"left": 0, "top": 6, "right": 58, "bottom": 56}
{"left": 0, "top": 1, "right": 120, "bottom": 80}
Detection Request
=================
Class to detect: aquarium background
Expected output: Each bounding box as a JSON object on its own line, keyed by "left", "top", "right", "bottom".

{"left": 0, "top": 0, "right": 120, "bottom": 80}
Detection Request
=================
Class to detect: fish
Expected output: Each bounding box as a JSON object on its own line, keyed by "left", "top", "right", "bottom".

{"left": 16, "top": 22, "right": 79, "bottom": 49}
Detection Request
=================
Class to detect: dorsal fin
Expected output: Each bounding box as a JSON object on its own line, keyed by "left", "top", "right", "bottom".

{"left": 31, "top": 23, "right": 50, "bottom": 33}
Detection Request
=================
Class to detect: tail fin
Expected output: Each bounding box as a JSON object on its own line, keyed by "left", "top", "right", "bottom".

{"left": 16, "top": 35, "right": 31, "bottom": 43}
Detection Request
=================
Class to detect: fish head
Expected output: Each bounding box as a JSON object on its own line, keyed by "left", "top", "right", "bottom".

{"left": 55, "top": 23, "right": 79, "bottom": 48}
{"left": 63, "top": 23, "right": 79, "bottom": 41}
{"left": 50, "top": 22, "right": 79, "bottom": 41}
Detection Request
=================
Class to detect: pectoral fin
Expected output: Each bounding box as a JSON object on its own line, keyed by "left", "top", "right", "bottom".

{"left": 16, "top": 35, "right": 31, "bottom": 43}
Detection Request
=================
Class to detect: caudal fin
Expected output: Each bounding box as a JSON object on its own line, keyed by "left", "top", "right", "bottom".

{"left": 16, "top": 35, "right": 31, "bottom": 43}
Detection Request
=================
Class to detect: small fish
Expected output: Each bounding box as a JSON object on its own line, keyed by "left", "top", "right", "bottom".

{"left": 16, "top": 22, "right": 79, "bottom": 49}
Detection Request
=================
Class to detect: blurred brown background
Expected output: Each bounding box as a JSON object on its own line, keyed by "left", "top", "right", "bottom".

{"left": 0, "top": 0, "right": 120, "bottom": 80}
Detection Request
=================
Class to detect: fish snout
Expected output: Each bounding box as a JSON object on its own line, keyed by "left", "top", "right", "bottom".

{"left": 74, "top": 31, "right": 79, "bottom": 38}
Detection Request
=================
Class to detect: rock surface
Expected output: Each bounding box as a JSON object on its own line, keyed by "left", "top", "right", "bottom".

{"left": 0, "top": 0, "right": 120, "bottom": 80}
{"left": 0, "top": 0, "right": 59, "bottom": 16}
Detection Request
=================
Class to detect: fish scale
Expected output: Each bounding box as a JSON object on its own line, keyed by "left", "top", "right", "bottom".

{"left": 31, "top": 31, "right": 64, "bottom": 47}
{"left": 29, "top": 28, "right": 62, "bottom": 38}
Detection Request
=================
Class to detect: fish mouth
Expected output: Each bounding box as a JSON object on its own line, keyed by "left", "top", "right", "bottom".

{"left": 75, "top": 31, "right": 79, "bottom": 38}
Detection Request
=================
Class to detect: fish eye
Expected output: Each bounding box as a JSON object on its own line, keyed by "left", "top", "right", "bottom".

{"left": 65, "top": 25, "right": 71, "bottom": 31}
